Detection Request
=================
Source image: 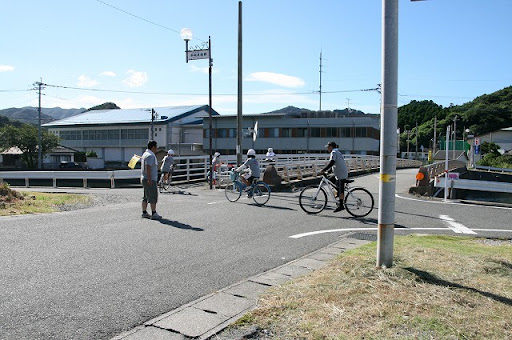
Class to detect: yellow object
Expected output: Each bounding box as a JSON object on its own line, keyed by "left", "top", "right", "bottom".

{"left": 380, "top": 174, "right": 395, "bottom": 183}
{"left": 128, "top": 154, "right": 141, "bottom": 169}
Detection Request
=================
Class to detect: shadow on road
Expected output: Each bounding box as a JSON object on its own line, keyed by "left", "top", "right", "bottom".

{"left": 156, "top": 219, "right": 204, "bottom": 231}
{"left": 405, "top": 267, "right": 512, "bottom": 306}
{"left": 254, "top": 204, "right": 296, "bottom": 211}
{"left": 160, "top": 189, "right": 198, "bottom": 196}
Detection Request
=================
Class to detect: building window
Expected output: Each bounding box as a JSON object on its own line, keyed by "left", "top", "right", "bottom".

{"left": 297, "top": 128, "right": 307, "bottom": 137}
{"left": 340, "top": 127, "right": 352, "bottom": 137}
{"left": 355, "top": 127, "right": 367, "bottom": 137}
{"left": 121, "top": 128, "right": 149, "bottom": 140}
{"left": 228, "top": 128, "right": 236, "bottom": 138}
{"left": 326, "top": 127, "right": 338, "bottom": 138}
{"left": 281, "top": 128, "right": 292, "bottom": 137}
{"left": 310, "top": 128, "right": 321, "bottom": 137}
{"left": 60, "top": 130, "right": 81, "bottom": 140}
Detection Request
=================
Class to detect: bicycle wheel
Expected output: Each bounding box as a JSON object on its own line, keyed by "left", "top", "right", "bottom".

{"left": 344, "top": 187, "right": 374, "bottom": 218}
{"left": 225, "top": 182, "right": 242, "bottom": 202}
{"left": 252, "top": 182, "right": 270, "bottom": 206}
{"left": 299, "top": 185, "right": 327, "bottom": 214}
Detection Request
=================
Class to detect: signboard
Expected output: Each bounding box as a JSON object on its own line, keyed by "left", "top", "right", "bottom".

{"left": 187, "top": 49, "right": 210, "bottom": 61}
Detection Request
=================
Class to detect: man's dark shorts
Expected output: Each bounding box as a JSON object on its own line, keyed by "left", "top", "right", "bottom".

{"left": 142, "top": 179, "right": 158, "bottom": 203}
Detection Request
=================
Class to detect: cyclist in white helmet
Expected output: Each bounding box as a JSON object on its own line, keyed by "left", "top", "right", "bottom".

{"left": 159, "top": 149, "right": 175, "bottom": 185}
{"left": 236, "top": 149, "right": 261, "bottom": 188}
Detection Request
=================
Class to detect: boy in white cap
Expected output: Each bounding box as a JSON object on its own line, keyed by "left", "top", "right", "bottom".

{"left": 159, "top": 149, "right": 175, "bottom": 185}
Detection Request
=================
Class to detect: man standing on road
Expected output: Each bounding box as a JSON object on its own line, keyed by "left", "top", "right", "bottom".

{"left": 141, "top": 140, "right": 162, "bottom": 219}
{"left": 320, "top": 141, "right": 348, "bottom": 213}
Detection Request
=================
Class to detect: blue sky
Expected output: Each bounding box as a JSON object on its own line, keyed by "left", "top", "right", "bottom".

{"left": 1, "top": 0, "right": 511, "bottom": 115}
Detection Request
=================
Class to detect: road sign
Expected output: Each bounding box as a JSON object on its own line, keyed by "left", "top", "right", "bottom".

{"left": 187, "top": 49, "right": 210, "bottom": 61}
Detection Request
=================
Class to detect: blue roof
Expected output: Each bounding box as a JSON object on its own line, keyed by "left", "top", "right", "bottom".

{"left": 42, "top": 105, "right": 213, "bottom": 127}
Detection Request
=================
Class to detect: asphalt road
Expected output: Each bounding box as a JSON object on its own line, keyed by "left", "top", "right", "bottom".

{"left": 1, "top": 169, "right": 511, "bottom": 339}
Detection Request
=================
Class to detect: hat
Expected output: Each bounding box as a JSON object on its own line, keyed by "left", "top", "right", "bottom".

{"left": 325, "top": 141, "right": 337, "bottom": 148}
{"left": 168, "top": 149, "right": 175, "bottom": 155}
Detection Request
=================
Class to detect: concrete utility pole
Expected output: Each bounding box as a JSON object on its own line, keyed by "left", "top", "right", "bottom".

{"left": 319, "top": 51, "right": 323, "bottom": 112}
{"left": 34, "top": 80, "right": 45, "bottom": 169}
{"left": 433, "top": 114, "right": 437, "bottom": 157}
{"left": 415, "top": 121, "right": 418, "bottom": 160}
{"left": 151, "top": 108, "right": 156, "bottom": 140}
{"left": 236, "top": 1, "right": 243, "bottom": 165}
{"left": 453, "top": 115, "right": 457, "bottom": 160}
{"left": 444, "top": 125, "right": 450, "bottom": 201}
{"left": 377, "top": 0, "right": 398, "bottom": 269}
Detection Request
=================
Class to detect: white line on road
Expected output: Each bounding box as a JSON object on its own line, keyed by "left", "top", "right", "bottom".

{"left": 207, "top": 201, "right": 223, "bottom": 205}
{"left": 395, "top": 194, "right": 512, "bottom": 210}
{"left": 439, "top": 215, "right": 477, "bottom": 234}
{"left": 290, "top": 227, "right": 458, "bottom": 239}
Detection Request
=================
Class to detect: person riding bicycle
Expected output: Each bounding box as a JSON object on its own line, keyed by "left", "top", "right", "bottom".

{"left": 235, "top": 149, "right": 261, "bottom": 196}
{"left": 320, "top": 141, "right": 348, "bottom": 213}
{"left": 159, "top": 149, "right": 174, "bottom": 185}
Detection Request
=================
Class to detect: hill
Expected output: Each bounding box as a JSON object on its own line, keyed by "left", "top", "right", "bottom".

{"left": 264, "top": 106, "right": 366, "bottom": 116}
{"left": 397, "top": 85, "right": 512, "bottom": 151}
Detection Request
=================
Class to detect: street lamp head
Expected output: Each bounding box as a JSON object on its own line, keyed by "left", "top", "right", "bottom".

{"left": 180, "top": 28, "right": 193, "bottom": 41}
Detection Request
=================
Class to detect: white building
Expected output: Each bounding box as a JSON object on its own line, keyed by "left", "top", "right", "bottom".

{"left": 43, "top": 105, "right": 218, "bottom": 164}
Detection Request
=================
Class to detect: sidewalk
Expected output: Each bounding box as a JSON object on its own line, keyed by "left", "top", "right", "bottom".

{"left": 112, "top": 233, "right": 372, "bottom": 340}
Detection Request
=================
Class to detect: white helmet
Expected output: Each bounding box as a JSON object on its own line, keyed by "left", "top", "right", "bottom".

{"left": 168, "top": 149, "right": 175, "bottom": 155}
{"left": 267, "top": 148, "right": 273, "bottom": 153}
{"left": 247, "top": 149, "right": 256, "bottom": 156}
{"left": 214, "top": 152, "right": 220, "bottom": 157}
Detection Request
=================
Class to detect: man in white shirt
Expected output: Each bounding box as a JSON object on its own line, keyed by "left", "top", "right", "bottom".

{"left": 141, "top": 140, "right": 162, "bottom": 219}
{"left": 320, "top": 141, "right": 348, "bottom": 213}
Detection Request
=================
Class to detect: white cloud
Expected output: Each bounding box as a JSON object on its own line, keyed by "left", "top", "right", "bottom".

{"left": 77, "top": 74, "right": 98, "bottom": 87}
{"left": 123, "top": 70, "right": 148, "bottom": 88}
{"left": 246, "top": 72, "right": 305, "bottom": 88}
{"left": 100, "top": 71, "right": 116, "bottom": 77}
{"left": 0, "top": 65, "right": 15, "bottom": 72}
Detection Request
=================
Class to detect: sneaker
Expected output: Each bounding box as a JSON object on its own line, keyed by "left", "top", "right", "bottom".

{"left": 334, "top": 205, "right": 345, "bottom": 213}
{"left": 247, "top": 193, "right": 253, "bottom": 199}
{"left": 142, "top": 212, "right": 151, "bottom": 219}
{"left": 151, "top": 212, "right": 162, "bottom": 220}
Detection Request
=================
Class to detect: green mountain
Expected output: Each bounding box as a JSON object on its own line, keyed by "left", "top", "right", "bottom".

{"left": 397, "top": 86, "right": 512, "bottom": 151}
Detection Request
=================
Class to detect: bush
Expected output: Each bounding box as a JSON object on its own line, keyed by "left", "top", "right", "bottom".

{"left": 85, "top": 151, "right": 98, "bottom": 158}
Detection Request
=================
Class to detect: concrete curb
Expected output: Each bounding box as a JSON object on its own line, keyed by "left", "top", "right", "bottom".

{"left": 111, "top": 233, "right": 372, "bottom": 340}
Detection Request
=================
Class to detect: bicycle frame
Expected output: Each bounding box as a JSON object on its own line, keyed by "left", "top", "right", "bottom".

{"left": 317, "top": 176, "right": 341, "bottom": 202}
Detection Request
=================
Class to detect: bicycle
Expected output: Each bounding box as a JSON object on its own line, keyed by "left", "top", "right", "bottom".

{"left": 225, "top": 171, "right": 271, "bottom": 206}
{"left": 158, "top": 170, "right": 173, "bottom": 193}
{"left": 299, "top": 174, "right": 374, "bottom": 217}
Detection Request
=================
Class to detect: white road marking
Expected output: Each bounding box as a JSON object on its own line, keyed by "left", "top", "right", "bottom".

{"left": 207, "top": 201, "right": 223, "bottom": 205}
{"left": 395, "top": 194, "right": 512, "bottom": 210}
{"left": 439, "top": 215, "right": 477, "bottom": 234}
{"left": 290, "top": 227, "right": 458, "bottom": 239}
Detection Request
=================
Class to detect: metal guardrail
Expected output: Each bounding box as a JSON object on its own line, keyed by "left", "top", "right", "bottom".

{"left": 435, "top": 177, "right": 512, "bottom": 194}
{"left": 0, "top": 154, "right": 422, "bottom": 188}
{"left": 421, "top": 160, "right": 467, "bottom": 180}
{"left": 475, "top": 165, "right": 512, "bottom": 174}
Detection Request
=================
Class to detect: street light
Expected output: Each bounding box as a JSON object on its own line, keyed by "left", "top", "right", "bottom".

{"left": 181, "top": 28, "right": 213, "bottom": 189}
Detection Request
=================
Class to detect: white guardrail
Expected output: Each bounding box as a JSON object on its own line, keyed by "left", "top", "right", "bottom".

{"left": 435, "top": 177, "right": 512, "bottom": 194}
{"left": 0, "top": 154, "right": 421, "bottom": 188}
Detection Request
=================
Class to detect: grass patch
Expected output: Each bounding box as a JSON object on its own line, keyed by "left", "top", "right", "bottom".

{"left": 0, "top": 184, "right": 91, "bottom": 216}
{"left": 243, "top": 235, "right": 512, "bottom": 339}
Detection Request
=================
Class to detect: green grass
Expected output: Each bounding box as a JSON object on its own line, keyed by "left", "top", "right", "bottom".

{"left": 239, "top": 235, "right": 512, "bottom": 340}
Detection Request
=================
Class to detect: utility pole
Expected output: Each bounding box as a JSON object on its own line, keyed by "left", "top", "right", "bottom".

{"left": 415, "top": 121, "right": 418, "bottom": 160}
{"left": 346, "top": 98, "right": 351, "bottom": 112}
{"left": 377, "top": 0, "right": 398, "bottom": 269}
{"left": 236, "top": 1, "right": 243, "bottom": 165}
{"left": 151, "top": 108, "right": 156, "bottom": 140}
{"left": 444, "top": 125, "right": 451, "bottom": 201}
{"left": 453, "top": 115, "right": 458, "bottom": 160}
{"left": 433, "top": 115, "right": 437, "bottom": 158}
{"left": 406, "top": 130, "right": 411, "bottom": 157}
{"left": 319, "top": 51, "right": 323, "bottom": 112}
{"left": 34, "top": 80, "right": 45, "bottom": 169}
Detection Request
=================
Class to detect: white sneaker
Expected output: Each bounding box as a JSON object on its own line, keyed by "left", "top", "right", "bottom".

{"left": 151, "top": 212, "right": 162, "bottom": 220}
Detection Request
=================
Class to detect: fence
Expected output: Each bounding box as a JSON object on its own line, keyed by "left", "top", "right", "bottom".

{"left": 0, "top": 154, "right": 422, "bottom": 189}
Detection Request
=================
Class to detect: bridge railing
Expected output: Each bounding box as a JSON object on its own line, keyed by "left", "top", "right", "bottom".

{"left": 0, "top": 154, "right": 421, "bottom": 188}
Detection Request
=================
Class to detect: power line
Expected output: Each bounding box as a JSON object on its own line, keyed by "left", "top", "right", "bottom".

{"left": 95, "top": 0, "right": 207, "bottom": 43}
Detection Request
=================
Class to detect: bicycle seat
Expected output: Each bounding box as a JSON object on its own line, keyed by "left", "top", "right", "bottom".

{"left": 343, "top": 179, "right": 354, "bottom": 183}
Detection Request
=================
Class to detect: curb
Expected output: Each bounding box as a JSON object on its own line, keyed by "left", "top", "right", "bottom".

{"left": 111, "top": 233, "right": 372, "bottom": 340}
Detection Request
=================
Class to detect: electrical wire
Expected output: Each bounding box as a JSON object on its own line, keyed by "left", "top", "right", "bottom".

{"left": 95, "top": 0, "right": 207, "bottom": 43}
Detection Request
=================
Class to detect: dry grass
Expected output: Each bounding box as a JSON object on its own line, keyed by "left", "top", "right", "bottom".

{"left": 241, "top": 235, "right": 512, "bottom": 339}
{"left": 0, "top": 189, "right": 91, "bottom": 216}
